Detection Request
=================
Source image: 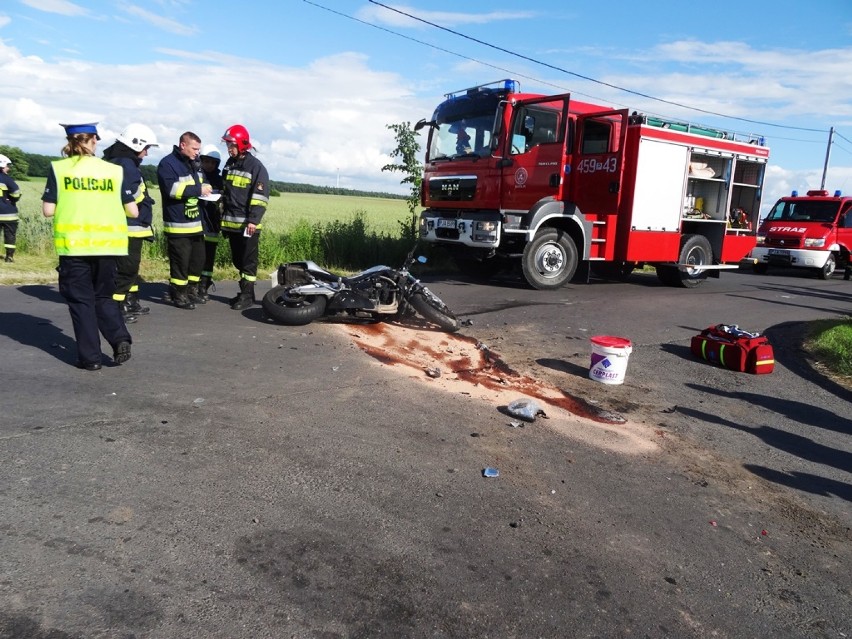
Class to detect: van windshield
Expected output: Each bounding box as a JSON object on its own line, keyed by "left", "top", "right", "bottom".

{"left": 765, "top": 200, "right": 839, "bottom": 223}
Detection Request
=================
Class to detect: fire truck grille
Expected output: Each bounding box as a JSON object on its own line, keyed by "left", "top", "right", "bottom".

{"left": 766, "top": 238, "right": 802, "bottom": 249}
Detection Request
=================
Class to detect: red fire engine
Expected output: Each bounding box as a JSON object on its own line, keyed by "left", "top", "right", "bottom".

{"left": 416, "top": 80, "right": 770, "bottom": 289}
{"left": 749, "top": 189, "right": 851, "bottom": 279}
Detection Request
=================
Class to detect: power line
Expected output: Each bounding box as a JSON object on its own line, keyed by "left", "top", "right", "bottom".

{"left": 366, "top": 0, "right": 831, "bottom": 135}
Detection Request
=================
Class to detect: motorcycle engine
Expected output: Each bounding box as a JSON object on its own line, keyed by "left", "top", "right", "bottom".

{"left": 371, "top": 276, "right": 399, "bottom": 308}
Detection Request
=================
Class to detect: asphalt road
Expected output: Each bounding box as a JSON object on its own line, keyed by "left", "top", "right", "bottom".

{"left": 0, "top": 265, "right": 849, "bottom": 639}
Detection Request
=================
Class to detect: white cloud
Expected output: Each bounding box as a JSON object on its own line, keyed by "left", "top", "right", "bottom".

{"left": 19, "top": 0, "right": 88, "bottom": 17}
{"left": 356, "top": 4, "right": 535, "bottom": 29}
{"left": 0, "top": 15, "right": 10, "bottom": 28}
{"left": 0, "top": 39, "right": 428, "bottom": 193}
{"left": 123, "top": 5, "right": 197, "bottom": 37}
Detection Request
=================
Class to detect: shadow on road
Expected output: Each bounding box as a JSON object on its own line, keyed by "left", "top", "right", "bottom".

{"left": 677, "top": 390, "right": 851, "bottom": 503}
{"left": 0, "top": 311, "right": 77, "bottom": 365}
{"left": 16, "top": 284, "right": 63, "bottom": 303}
{"left": 743, "top": 465, "right": 852, "bottom": 502}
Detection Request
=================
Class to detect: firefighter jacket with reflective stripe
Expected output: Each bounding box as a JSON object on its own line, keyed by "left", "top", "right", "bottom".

{"left": 0, "top": 173, "right": 21, "bottom": 222}
{"left": 103, "top": 142, "right": 156, "bottom": 239}
{"left": 157, "top": 146, "right": 205, "bottom": 235}
{"left": 42, "top": 157, "right": 130, "bottom": 256}
{"left": 221, "top": 152, "right": 270, "bottom": 233}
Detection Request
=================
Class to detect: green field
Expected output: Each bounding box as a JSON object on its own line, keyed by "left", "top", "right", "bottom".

{"left": 2, "top": 178, "right": 419, "bottom": 284}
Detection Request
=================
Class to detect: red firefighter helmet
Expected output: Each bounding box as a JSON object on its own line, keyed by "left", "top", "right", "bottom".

{"left": 222, "top": 124, "right": 252, "bottom": 152}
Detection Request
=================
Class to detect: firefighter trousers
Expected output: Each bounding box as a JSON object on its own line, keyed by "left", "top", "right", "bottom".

{"left": 166, "top": 234, "right": 205, "bottom": 286}
{"left": 226, "top": 230, "right": 261, "bottom": 280}
{"left": 58, "top": 255, "right": 131, "bottom": 366}
{"left": 114, "top": 236, "right": 144, "bottom": 300}
{"left": 0, "top": 221, "right": 17, "bottom": 250}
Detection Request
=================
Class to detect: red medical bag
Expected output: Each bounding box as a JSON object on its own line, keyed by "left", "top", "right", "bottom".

{"left": 690, "top": 325, "right": 774, "bottom": 374}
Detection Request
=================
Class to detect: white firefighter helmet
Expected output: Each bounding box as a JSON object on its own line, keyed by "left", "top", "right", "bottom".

{"left": 200, "top": 144, "right": 221, "bottom": 162}
{"left": 0, "top": 154, "right": 11, "bottom": 169}
{"left": 117, "top": 123, "right": 159, "bottom": 152}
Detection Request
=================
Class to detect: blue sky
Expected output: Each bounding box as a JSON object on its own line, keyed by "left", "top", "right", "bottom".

{"left": 1, "top": 0, "right": 851, "bottom": 210}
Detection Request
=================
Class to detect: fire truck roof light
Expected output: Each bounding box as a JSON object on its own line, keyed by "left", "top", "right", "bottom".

{"left": 834, "top": 190, "right": 842, "bottom": 197}
{"left": 806, "top": 190, "right": 829, "bottom": 196}
{"left": 791, "top": 190, "right": 798, "bottom": 196}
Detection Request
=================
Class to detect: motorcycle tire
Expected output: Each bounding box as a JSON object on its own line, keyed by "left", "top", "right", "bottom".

{"left": 262, "top": 285, "right": 328, "bottom": 326}
{"left": 408, "top": 289, "right": 460, "bottom": 333}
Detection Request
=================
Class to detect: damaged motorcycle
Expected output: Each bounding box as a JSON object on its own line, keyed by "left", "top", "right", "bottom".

{"left": 262, "top": 249, "right": 460, "bottom": 332}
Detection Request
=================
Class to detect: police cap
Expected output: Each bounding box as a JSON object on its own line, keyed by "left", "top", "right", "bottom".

{"left": 60, "top": 122, "right": 101, "bottom": 140}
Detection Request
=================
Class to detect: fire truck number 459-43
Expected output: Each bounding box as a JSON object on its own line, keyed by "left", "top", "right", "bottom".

{"left": 416, "top": 79, "right": 771, "bottom": 290}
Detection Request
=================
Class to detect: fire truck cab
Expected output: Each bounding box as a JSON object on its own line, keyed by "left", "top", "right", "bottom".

{"left": 416, "top": 79, "right": 770, "bottom": 290}
{"left": 750, "top": 190, "right": 852, "bottom": 279}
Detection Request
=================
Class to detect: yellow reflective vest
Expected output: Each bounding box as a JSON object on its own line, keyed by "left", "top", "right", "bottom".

{"left": 50, "top": 157, "right": 129, "bottom": 256}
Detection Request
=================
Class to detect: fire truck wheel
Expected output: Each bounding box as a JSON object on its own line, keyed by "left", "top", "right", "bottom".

{"left": 675, "top": 234, "right": 713, "bottom": 288}
{"left": 753, "top": 263, "right": 769, "bottom": 275}
{"left": 522, "top": 229, "right": 578, "bottom": 290}
{"left": 817, "top": 254, "right": 836, "bottom": 280}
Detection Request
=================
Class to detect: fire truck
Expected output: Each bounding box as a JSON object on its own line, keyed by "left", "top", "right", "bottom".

{"left": 749, "top": 189, "right": 852, "bottom": 279}
{"left": 415, "top": 80, "right": 770, "bottom": 289}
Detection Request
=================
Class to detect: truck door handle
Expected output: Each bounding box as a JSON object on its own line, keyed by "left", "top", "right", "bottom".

{"left": 609, "top": 181, "right": 620, "bottom": 194}
{"left": 549, "top": 174, "right": 559, "bottom": 187}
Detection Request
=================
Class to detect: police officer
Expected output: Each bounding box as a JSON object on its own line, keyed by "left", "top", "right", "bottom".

{"left": 221, "top": 124, "right": 269, "bottom": 310}
{"left": 157, "top": 131, "right": 211, "bottom": 309}
{"left": 198, "top": 144, "right": 224, "bottom": 301}
{"left": 41, "top": 123, "right": 138, "bottom": 371}
{"left": 103, "top": 123, "right": 159, "bottom": 320}
{"left": 0, "top": 154, "right": 21, "bottom": 263}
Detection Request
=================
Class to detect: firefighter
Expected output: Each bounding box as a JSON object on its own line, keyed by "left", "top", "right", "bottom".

{"left": 103, "top": 123, "right": 159, "bottom": 320}
{"left": 220, "top": 124, "right": 269, "bottom": 310}
{"left": 156, "top": 131, "right": 212, "bottom": 309}
{"left": 0, "top": 154, "right": 21, "bottom": 263}
{"left": 198, "top": 144, "right": 224, "bottom": 301}
{"left": 41, "top": 122, "right": 138, "bottom": 371}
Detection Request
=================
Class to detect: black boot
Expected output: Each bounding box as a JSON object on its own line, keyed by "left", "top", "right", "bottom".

{"left": 171, "top": 284, "right": 196, "bottom": 310}
{"left": 198, "top": 275, "right": 213, "bottom": 302}
{"left": 4, "top": 248, "right": 13, "bottom": 263}
{"left": 119, "top": 299, "right": 138, "bottom": 324}
{"left": 230, "top": 280, "right": 255, "bottom": 310}
{"left": 187, "top": 281, "right": 207, "bottom": 305}
{"left": 127, "top": 292, "right": 150, "bottom": 315}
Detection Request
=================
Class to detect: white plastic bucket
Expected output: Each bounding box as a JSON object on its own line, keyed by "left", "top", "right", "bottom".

{"left": 589, "top": 336, "right": 633, "bottom": 385}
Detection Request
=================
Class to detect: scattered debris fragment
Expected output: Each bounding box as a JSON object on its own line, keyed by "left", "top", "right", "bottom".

{"left": 460, "top": 319, "right": 473, "bottom": 327}
{"left": 507, "top": 398, "right": 547, "bottom": 422}
{"left": 482, "top": 467, "right": 499, "bottom": 478}
{"left": 425, "top": 366, "right": 441, "bottom": 378}
{"left": 508, "top": 420, "right": 524, "bottom": 428}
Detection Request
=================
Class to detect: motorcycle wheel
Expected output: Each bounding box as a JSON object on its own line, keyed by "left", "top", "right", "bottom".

{"left": 262, "top": 285, "right": 327, "bottom": 325}
{"left": 408, "top": 289, "right": 460, "bottom": 333}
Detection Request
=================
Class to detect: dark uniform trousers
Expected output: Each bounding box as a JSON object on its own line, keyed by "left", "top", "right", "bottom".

{"left": 167, "top": 235, "right": 205, "bottom": 285}
{"left": 227, "top": 230, "right": 261, "bottom": 279}
{"left": 114, "top": 236, "right": 144, "bottom": 298}
{"left": 58, "top": 256, "right": 132, "bottom": 365}
{"left": 1, "top": 221, "right": 17, "bottom": 249}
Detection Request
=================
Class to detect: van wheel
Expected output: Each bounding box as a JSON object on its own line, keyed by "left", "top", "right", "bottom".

{"left": 521, "top": 229, "right": 578, "bottom": 290}
{"left": 817, "top": 254, "right": 836, "bottom": 280}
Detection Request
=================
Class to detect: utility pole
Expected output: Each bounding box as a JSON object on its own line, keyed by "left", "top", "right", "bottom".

{"left": 820, "top": 127, "right": 834, "bottom": 190}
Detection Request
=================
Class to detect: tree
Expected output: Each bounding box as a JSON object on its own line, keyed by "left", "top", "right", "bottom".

{"left": 0, "top": 146, "right": 30, "bottom": 180}
{"left": 381, "top": 122, "right": 422, "bottom": 242}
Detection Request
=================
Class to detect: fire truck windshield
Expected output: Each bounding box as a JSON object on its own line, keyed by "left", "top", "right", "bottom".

{"left": 428, "top": 114, "right": 496, "bottom": 160}
{"left": 765, "top": 200, "right": 839, "bottom": 223}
